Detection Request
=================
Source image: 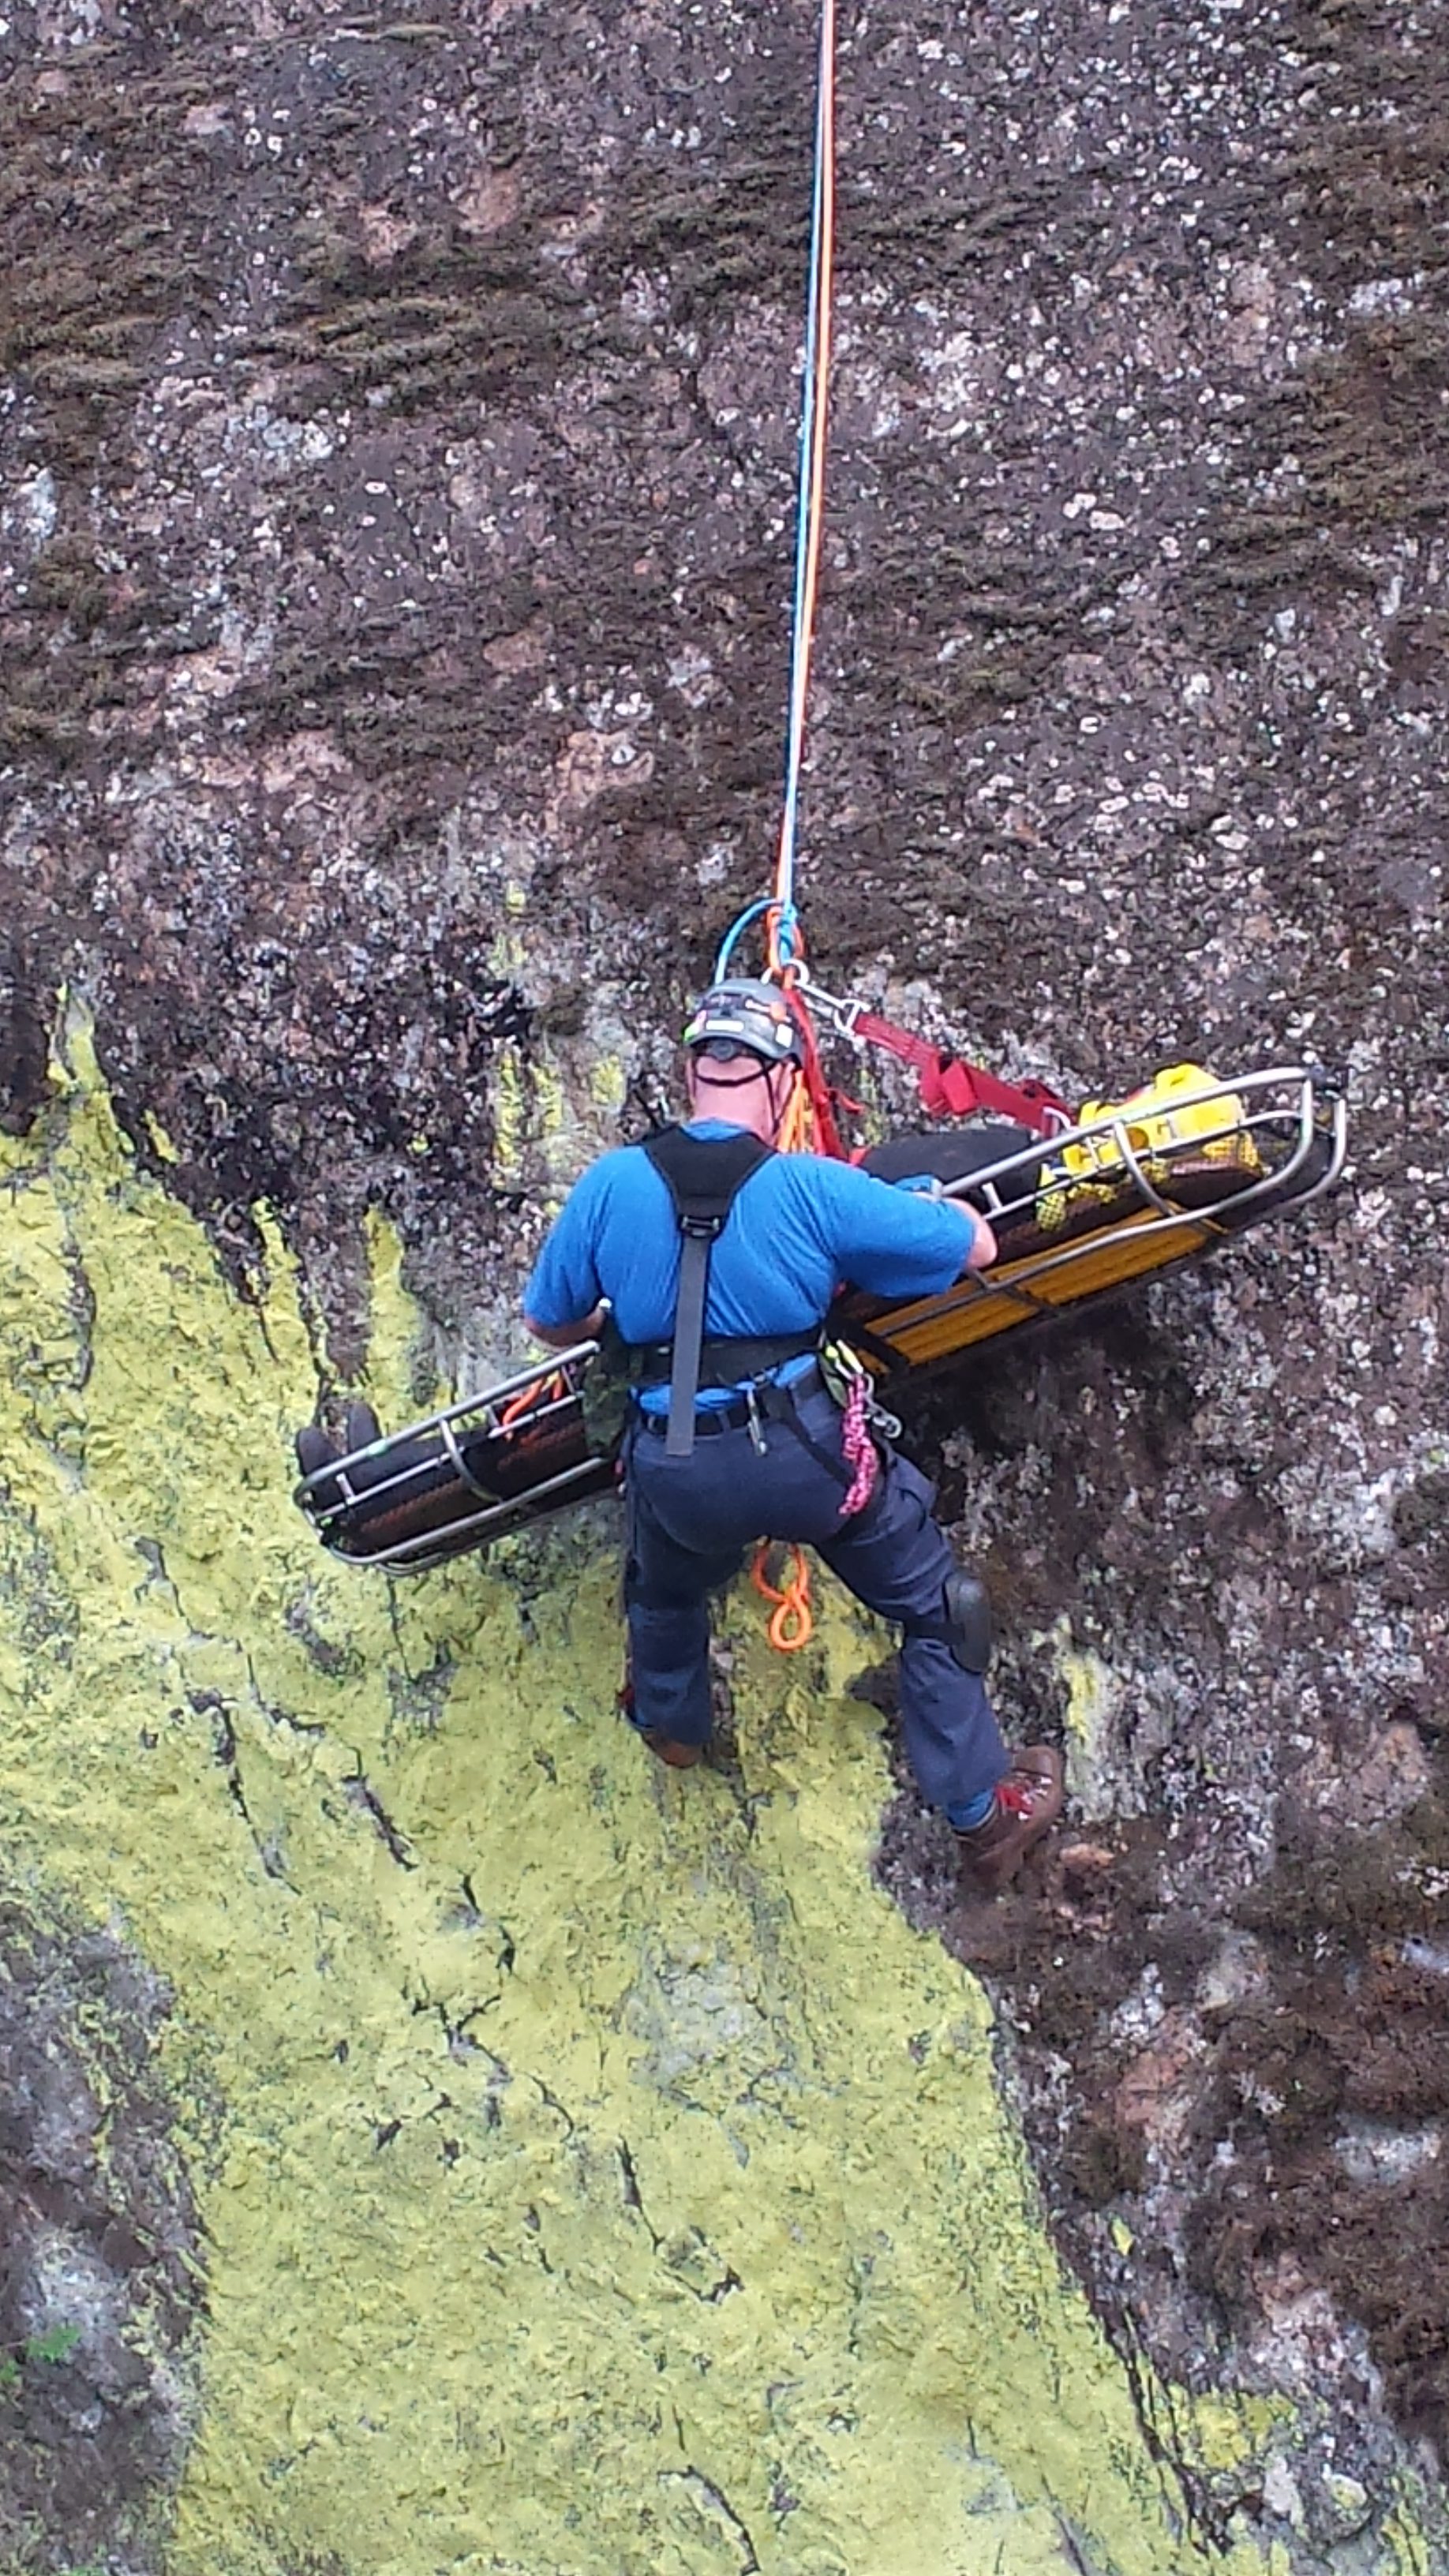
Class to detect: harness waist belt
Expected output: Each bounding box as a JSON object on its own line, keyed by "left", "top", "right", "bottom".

{"left": 629, "top": 1330, "right": 820, "bottom": 1391}
{"left": 637, "top": 1362, "right": 825, "bottom": 1437}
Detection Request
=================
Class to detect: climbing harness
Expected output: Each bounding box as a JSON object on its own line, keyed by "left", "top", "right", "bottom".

{"left": 639, "top": 1126, "right": 776, "bottom": 1456}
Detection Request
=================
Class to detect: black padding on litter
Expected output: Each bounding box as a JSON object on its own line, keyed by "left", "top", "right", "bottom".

{"left": 859, "top": 1125, "right": 1040, "bottom": 1194}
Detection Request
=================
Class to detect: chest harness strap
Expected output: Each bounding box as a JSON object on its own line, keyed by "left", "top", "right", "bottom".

{"left": 641, "top": 1128, "right": 775, "bottom": 1457}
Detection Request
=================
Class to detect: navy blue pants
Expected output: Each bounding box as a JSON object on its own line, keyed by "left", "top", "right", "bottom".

{"left": 622, "top": 1383, "right": 1008, "bottom": 1818}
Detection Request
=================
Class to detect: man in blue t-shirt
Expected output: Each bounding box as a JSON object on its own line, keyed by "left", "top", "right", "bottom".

{"left": 524, "top": 979, "right": 1063, "bottom": 1893}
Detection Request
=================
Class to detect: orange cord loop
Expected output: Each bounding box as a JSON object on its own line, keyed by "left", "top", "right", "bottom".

{"left": 751, "top": 1541, "right": 814, "bottom": 1652}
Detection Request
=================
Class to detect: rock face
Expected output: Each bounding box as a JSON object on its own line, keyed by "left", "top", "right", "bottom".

{"left": 0, "top": 1897, "right": 201, "bottom": 2570}
{"left": 0, "top": 1046, "right": 1329, "bottom": 2576}
{"left": 1, "top": 0, "right": 1447, "bottom": 2565}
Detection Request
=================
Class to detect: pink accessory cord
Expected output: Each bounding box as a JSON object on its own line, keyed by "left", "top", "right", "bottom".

{"left": 838, "top": 1372, "right": 879, "bottom": 1518}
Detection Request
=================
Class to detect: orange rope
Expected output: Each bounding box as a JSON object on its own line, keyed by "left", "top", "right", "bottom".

{"left": 751, "top": 1541, "right": 814, "bottom": 1652}
{"left": 773, "top": 1069, "right": 816, "bottom": 1159}
{"left": 498, "top": 1368, "right": 565, "bottom": 1432}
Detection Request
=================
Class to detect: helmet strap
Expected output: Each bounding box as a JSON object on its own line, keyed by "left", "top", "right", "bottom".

{"left": 687, "top": 1051, "right": 795, "bottom": 1142}
{"left": 695, "top": 1062, "right": 769, "bottom": 1089}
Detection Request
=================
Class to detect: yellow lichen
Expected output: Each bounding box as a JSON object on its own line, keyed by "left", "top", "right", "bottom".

{"left": 490, "top": 1039, "right": 589, "bottom": 1205}
{"left": 1056, "top": 1628, "right": 1116, "bottom": 1749}
{"left": 1178, "top": 2391, "right": 1292, "bottom": 2478}
{"left": 361, "top": 1204, "right": 440, "bottom": 1425}
{"left": 589, "top": 1049, "right": 626, "bottom": 1115}
{"left": 490, "top": 1039, "right": 526, "bottom": 1190}
{"left": 1039, "top": 1616, "right": 1125, "bottom": 1813}
{"left": 1378, "top": 2499, "right": 1434, "bottom": 2575}
{"left": 526, "top": 1050, "right": 572, "bottom": 1189}
{"left": 142, "top": 1105, "right": 181, "bottom": 1164}
{"left": 0, "top": 1023, "right": 1425, "bottom": 2574}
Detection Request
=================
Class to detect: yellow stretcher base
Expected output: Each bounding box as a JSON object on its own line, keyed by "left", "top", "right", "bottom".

{"left": 854, "top": 1206, "right": 1221, "bottom": 1372}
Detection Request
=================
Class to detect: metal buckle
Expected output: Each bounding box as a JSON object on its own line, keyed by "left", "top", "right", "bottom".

{"left": 744, "top": 1383, "right": 769, "bottom": 1455}
{"left": 797, "top": 975, "right": 863, "bottom": 1043}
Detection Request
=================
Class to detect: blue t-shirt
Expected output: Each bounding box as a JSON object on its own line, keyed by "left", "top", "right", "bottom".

{"left": 524, "top": 1121, "right": 978, "bottom": 1400}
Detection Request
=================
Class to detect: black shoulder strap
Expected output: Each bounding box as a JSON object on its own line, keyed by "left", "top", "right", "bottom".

{"left": 642, "top": 1128, "right": 773, "bottom": 1455}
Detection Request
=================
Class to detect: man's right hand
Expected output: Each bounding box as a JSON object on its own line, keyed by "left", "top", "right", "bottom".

{"left": 960, "top": 1204, "right": 997, "bottom": 1271}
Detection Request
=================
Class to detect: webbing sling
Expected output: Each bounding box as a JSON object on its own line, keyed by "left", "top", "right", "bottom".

{"left": 641, "top": 1129, "right": 774, "bottom": 1456}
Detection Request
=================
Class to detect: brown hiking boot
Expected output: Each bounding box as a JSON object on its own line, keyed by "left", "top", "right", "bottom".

{"left": 619, "top": 1676, "right": 705, "bottom": 1771}
{"left": 639, "top": 1731, "right": 705, "bottom": 1770}
{"left": 956, "top": 1745, "right": 1065, "bottom": 1893}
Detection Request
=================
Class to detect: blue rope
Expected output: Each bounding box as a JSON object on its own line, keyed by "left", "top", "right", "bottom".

{"left": 713, "top": 898, "right": 774, "bottom": 984}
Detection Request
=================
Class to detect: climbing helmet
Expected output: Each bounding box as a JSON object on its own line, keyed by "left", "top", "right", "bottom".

{"left": 683, "top": 978, "right": 803, "bottom": 1067}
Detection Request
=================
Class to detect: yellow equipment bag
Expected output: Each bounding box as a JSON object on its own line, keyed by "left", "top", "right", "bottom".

{"left": 1038, "top": 1063, "right": 1262, "bottom": 1229}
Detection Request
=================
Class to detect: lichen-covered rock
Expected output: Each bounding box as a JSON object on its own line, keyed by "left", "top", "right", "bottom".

{"left": 0, "top": 1032, "right": 1348, "bottom": 2574}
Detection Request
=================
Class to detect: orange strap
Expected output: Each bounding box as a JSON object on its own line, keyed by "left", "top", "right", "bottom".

{"left": 751, "top": 1541, "right": 814, "bottom": 1652}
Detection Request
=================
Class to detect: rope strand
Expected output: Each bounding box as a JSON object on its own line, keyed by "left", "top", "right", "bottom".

{"left": 773, "top": 0, "right": 837, "bottom": 964}
{"left": 751, "top": 1542, "right": 814, "bottom": 1652}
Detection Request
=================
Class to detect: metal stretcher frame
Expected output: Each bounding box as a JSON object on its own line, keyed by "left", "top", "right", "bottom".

{"left": 294, "top": 1349, "right": 605, "bottom": 1571}
{"left": 847, "top": 1065, "right": 1346, "bottom": 1372}
{"left": 293, "top": 1065, "right": 1346, "bottom": 1573}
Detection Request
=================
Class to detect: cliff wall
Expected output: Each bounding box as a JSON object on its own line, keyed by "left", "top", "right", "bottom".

{"left": 1, "top": 0, "right": 1446, "bottom": 2567}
